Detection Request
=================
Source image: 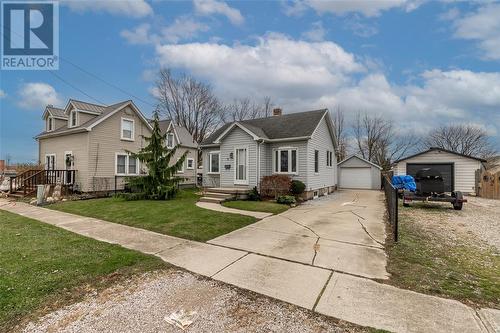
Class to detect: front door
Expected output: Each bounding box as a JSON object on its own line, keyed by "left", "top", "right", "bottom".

{"left": 234, "top": 148, "right": 248, "bottom": 185}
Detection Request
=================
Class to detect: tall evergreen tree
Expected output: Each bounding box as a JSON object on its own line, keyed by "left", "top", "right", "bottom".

{"left": 128, "top": 111, "right": 187, "bottom": 200}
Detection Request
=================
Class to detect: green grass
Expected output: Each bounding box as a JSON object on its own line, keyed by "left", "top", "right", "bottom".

{"left": 0, "top": 210, "right": 167, "bottom": 332}
{"left": 222, "top": 200, "right": 290, "bottom": 215}
{"left": 386, "top": 204, "right": 500, "bottom": 308}
{"left": 49, "top": 189, "right": 257, "bottom": 242}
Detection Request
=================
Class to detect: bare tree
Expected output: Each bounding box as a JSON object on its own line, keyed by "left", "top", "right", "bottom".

{"left": 155, "top": 69, "right": 222, "bottom": 144}
{"left": 353, "top": 112, "right": 419, "bottom": 169}
{"left": 221, "top": 96, "right": 275, "bottom": 123}
{"left": 331, "top": 107, "right": 347, "bottom": 162}
{"left": 423, "top": 124, "right": 497, "bottom": 159}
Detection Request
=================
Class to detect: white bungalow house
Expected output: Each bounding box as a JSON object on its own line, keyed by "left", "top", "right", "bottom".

{"left": 200, "top": 108, "right": 337, "bottom": 201}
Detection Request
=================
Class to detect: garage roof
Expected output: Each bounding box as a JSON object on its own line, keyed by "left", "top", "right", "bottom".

{"left": 394, "top": 147, "right": 487, "bottom": 163}
{"left": 338, "top": 155, "right": 382, "bottom": 169}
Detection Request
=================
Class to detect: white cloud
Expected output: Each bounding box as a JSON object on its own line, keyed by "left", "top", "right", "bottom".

{"left": 302, "top": 21, "right": 326, "bottom": 42}
{"left": 155, "top": 34, "right": 364, "bottom": 100}
{"left": 452, "top": 3, "right": 500, "bottom": 60}
{"left": 153, "top": 35, "right": 500, "bottom": 138}
{"left": 283, "top": 0, "right": 421, "bottom": 17}
{"left": 121, "top": 17, "right": 209, "bottom": 45}
{"left": 343, "top": 16, "right": 378, "bottom": 37}
{"left": 121, "top": 23, "right": 153, "bottom": 45}
{"left": 62, "top": 0, "right": 152, "bottom": 18}
{"left": 193, "top": 0, "right": 244, "bottom": 25}
{"left": 0, "top": 89, "right": 6, "bottom": 99}
{"left": 17, "top": 83, "right": 62, "bottom": 110}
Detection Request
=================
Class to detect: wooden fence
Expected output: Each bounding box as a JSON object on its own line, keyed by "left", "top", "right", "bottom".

{"left": 477, "top": 170, "right": 500, "bottom": 199}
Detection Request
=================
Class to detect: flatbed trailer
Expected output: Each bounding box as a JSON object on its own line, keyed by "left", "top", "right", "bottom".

{"left": 402, "top": 190, "right": 466, "bottom": 210}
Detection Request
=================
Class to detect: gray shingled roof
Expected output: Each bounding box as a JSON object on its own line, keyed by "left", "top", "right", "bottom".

{"left": 155, "top": 119, "right": 198, "bottom": 148}
{"left": 46, "top": 106, "right": 67, "bottom": 118}
{"left": 202, "top": 109, "right": 327, "bottom": 145}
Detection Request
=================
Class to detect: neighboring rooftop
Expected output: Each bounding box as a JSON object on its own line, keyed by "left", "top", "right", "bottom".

{"left": 202, "top": 109, "right": 328, "bottom": 145}
{"left": 394, "top": 147, "right": 487, "bottom": 163}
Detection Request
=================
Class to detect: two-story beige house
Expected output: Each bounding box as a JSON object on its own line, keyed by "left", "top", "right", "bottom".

{"left": 36, "top": 99, "right": 198, "bottom": 192}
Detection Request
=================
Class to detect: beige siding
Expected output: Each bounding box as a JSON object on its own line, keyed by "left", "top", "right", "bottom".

{"left": 53, "top": 118, "right": 66, "bottom": 130}
{"left": 88, "top": 106, "right": 150, "bottom": 192}
{"left": 38, "top": 132, "right": 89, "bottom": 192}
{"left": 78, "top": 112, "right": 97, "bottom": 126}
{"left": 394, "top": 150, "right": 483, "bottom": 193}
{"left": 306, "top": 117, "right": 336, "bottom": 191}
{"left": 173, "top": 146, "right": 198, "bottom": 185}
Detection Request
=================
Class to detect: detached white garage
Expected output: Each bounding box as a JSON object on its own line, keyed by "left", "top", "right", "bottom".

{"left": 338, "top": 155, "right": 382, "bottom": 189}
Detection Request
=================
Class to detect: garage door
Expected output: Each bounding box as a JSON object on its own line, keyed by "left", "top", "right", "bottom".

{"left": 406, "top": 163, "right": 454, "bottom": 192}
{"left": 339, "top": 167, "right": 372, "bottom": 189}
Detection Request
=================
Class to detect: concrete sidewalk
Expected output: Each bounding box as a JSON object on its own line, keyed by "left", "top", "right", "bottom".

{"left": 196, "top": 201, "right": 272, "bottom": 219}
{"left": 0, "top": 199, "right": 496, "bottom": 333}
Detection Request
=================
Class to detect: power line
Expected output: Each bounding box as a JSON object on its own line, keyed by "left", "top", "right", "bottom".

{"left": 47, "top": 70, "right": 105, "bottom": 104}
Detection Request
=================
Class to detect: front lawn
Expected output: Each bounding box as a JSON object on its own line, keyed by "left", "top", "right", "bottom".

{"left": 49, "top": 189, "right": 257, "bottom": 242}
{"left": 222, "top": 200, "right": 290, "bottom": 215}
{"left": 0, "top": 210, "right": 167, "bottom": 332}
{"left": 386, "top": 203, "right": 500, "bottom": 308}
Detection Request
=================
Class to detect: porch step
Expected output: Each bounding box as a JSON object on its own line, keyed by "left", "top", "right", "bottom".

{"left": 204, "top": 192, "right": 233, "bottom": 199}
{"left": 199, "top": 196, "right": 225, "bottom": 203}
{"left": 207, "top": 187, "right": 250, "bottom": 195}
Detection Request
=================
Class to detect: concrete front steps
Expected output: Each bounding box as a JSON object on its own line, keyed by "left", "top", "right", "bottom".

{"left": 199, "top": 187, "right": 249, "bottom": 203}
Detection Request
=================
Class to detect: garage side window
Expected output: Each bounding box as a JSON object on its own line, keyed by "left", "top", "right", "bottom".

{"left": 273, "top": 148, "right": 298, "bottom": 174}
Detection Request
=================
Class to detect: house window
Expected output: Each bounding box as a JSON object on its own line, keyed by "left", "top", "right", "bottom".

{"left": 121, "top": 118, "right": 134, "bottom": 141}
{"left": 45, "top": 154, "right": 56, "bottom": 170}
{"left": 208, "top": 151, "right": 220, "bottom": 174}
{"left": 166, "top": 133, "right": 174, "bottom": 148}
{"left": 326, "top": 151, "right": 333, "bottom": 167}
{"left": 187, "top": 158, "right": 194, "bottom": 170}
{"left": 116, "top": 154, "right": 138, "bottom": 175}
{"left": 69, "top": 111, "right": 77, "bottom": 127}
{"left": 273, "top": 148, "right": 298, "bottom": 174}
{"left": 47, "top": 117, "right": 53, "bottom": 131}
{"left": 314, "top": 150, "right": 319, "bottom": 173}
{"left": 177, "top": 158, "right": 184, "bottom": 173}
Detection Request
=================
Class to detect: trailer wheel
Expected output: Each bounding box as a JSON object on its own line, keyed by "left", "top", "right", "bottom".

{"left": 452, "top": 191, "right": 463, "bottom": 210}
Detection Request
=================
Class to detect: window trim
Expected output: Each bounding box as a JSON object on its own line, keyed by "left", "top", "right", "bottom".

{"left": 47, "top": 117, "right": 54, "bottom": 132}
{"left": 208, "top": 151, "right": 221, "bottom": 174}
{"left": 69, "top": 111, "right": 78, "bottom": 128}
{"left": 45, "top": 153, "right": 56, "bottom": 170}
{"left": 166, "top": 133, "right": 175, "bottom": 149}
{"left": 314, "top": 150, "right": 319, "bottom": 174}
{"left": 115, "top": 153, "right": 138, "bottom": 176}
{"left": 326, "top": 150, "right": 333, "bottom": 168}
{"left": 120, "top": 117, "right": 135, "bottom": 141}
{"left": 234, "top": 146, "right": 249, "bottom": 185}
{"left": 186, "top": 157, "right": 195, "bottom": 170}
{"left": 272, "top": 147, "right": 298, "bottom": 175}
{"left": 177, "top": 158, "right": 184, "bottom": 174}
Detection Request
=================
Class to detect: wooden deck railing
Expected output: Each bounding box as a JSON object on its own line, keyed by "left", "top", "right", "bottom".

{"left": 9, "top": 169, "right": 77, "bottom": 195}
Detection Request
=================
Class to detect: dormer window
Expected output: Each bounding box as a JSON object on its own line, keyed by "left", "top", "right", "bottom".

{"left": 166, "top": 133, "right": 174, "bottom": 149}
{"left": 121, "top": 118, "right": 134, "bottom": 141}
{"left": 69, "top": 111, "right": 77, "bottom": 127}
{"left": 46, "top": 117, "right": 54, "bottom": 131}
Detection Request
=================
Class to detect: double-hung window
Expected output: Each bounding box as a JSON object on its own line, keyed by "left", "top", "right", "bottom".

{"left": 121, "top": 118, "right": 134, "bottom": 141}
{"left": 69, "top": 111, "right": 77, "bottom": 127}
{"left": 208, "top": 151, "right": 220, "bottom": 174}
{"left": 116, "top": 154, "right": 138, "bottom": 175}
{"left": 314, "top": 150, "right": 319, "bottom": 173}
{"left": 273, "top": 148, "right": 297, "bottom": 174}
{"left": 166, "top": 133, "right": 174, "bottom": 148}
{"left": 326, "top": 151, "right": 333, "bottom": 167}
{"left": 187, "top": 158, "right": 194, "bottom": 169}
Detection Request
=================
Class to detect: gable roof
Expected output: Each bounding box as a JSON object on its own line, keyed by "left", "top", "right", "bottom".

{"left": 202, "top": 109, "right": 328, "bottom": 145}
{"left": 394, "top": 147, "right": 487, "bottom": 163}
{"left": 42, "top": 106, "right": 67, "bottom": 120}
{"left": 338, "top": 155, "right": 382, "bottom": 170}
{"left": 64, "top": 99, "right": 107, "bottom": 114}
{"left": 154, "top": 119, "right": 198, "bottom": 148}
{"left": 36, "top": 100, "right": 152, "bottom": 139}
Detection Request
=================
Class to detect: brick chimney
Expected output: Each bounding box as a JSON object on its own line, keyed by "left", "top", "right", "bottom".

{"left": 273, "top": 108, "right": 282, "bottom": 116}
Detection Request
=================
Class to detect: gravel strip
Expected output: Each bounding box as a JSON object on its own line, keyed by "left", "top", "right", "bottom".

{"left": 21, "top": 269, "right": 367, "bottom": 333}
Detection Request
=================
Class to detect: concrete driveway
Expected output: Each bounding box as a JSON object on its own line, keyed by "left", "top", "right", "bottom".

{"left": 209, "top": 190, "right": 389, "bottom": 279}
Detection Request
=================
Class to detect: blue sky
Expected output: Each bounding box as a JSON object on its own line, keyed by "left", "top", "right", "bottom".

{"left": 1, "top": 0, "right": 500, "bottom": 163}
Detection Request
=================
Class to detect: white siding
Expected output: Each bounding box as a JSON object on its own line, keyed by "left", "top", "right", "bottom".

{"left": 394, "top": 150, "right": 483, "bottom": 193}
{"left": 306, "top": 117, "right": 336, "bottom": 191}
{"left": 202, "top": 147, "right": 221, "bottom": 187}
{"left": 267, "top": 140, "right": 309, "bottom": 186}
{"left": 220, "top": 127, "right": 258, "bottom": 187}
